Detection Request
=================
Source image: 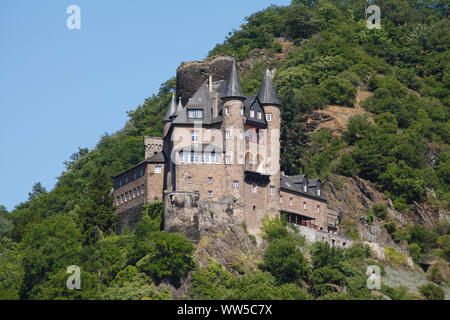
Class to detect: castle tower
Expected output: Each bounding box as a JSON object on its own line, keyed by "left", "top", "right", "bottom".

{"left": 220, "top": 58, "right": 246, "bottom": 204}
{"left": 163, "top": 93, "right": 177, "bottom": 138}
{"left": 258, "top": 68, "right": 281, "bottom": 218}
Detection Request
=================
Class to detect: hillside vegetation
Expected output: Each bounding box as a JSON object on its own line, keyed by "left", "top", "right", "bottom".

{"left": 0, "top": 0, "right": 449, "bottom": 300}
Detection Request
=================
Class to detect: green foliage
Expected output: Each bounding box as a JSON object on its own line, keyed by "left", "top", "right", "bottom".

{"left": 319, "top": 76, "right": 356, "bottom": 107}
{"left": 77, "top": 164, "right": 117, "bottom": 245}
{"left": 261, "top": 214, "right": 288, "bottom": 242}
{"left": 19, "top": 214, "right": 83, "bottom": 298}
{"left": 381, "top": 284, "right": 417, "bottom": 300}
{"left": 136, "top": 232, "right": 195, "bottom": 284}
{"left": 337, "top": 153, "right": 358, "bottom": 177}
{"left": 408, "top": 243, "right": 422, "bottom": 263}
{"left": 259, "top": 238, "right": 310, "bottom": 284}
{"left": 372, "top": 203, "right": 388, "bottom": 220}
{"left": 418, "top": 283, "right": 445, "bottom": 300}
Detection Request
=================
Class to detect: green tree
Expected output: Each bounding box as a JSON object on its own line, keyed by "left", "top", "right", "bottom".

{"left": 418, "top": 283, "right": 445, "bottom": 300}
{"left": 78, "top": 164, "right": 117, "bottom": 244}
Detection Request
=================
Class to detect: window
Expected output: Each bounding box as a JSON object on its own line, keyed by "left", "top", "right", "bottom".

{"left": 191, "top": 130, "right": 199, "bottom": 142}
{"left": 250, "top": 110, "right": 255, "bottom": 118}
{"left": 280, "top": 196, "right": 283, "bottom": 203}
{"left": 155, "top": 166, "right": 162, "bottom": 173}
{"left": 225, "top": 130, "right": 230, "bottom": 140}
{"left": 303, "top": 185, "right": 307, "bottom": 192}
{"left": 225, "top": 106, "right": 230, "bottom": 115}
{"left": 256, "top": 130, "right": 263, "bottom": 144}
{"left": 225, "top": 155, "right": 231, "bottom": 164}
{"left": 208, "top": 191, "right": 213, "bottom": 198}
{"left": 317, "top": 205, "right": 320, "bottom": 213}
{"left": 142, "top": 184, "right": 145, "bottom": 194}
{"left": 303, "top": 202, "right": 306, "bottom": 210}
{"left": 270, "top": 186, "right": 275, "bottom": 195}
{"left": 252, "top": 184, "right": 257, "bottom": 193}
{"left": 208, "top": 177, "right": 213, "bottom": 184}
{"left": 245, "top": 129, "right": 253, "bottom": 142}
{"left": 140, "top": 168, "right": 144, "bottom": 177}
{"left": 138, "top": 186, "right": 141, "bottom": 195}
{"left": 133, "top": 189, "right": 137, "bottom": 198}
{"left": 122, "top": 194, "right": 125, "bottom": 203}
{"left": 134, "top": 172, "right": 137, "bottom": 180}
{"left": 125, "top": 176, "right": 128, "bottom": 184}
{"left": 317, "top": 189, "right": 321, "bottom": 196}
{"left": 266, "top": 113, "right": 272, "bottom": 121}
{"left": 117, "top": 196, "right": 120, "bottom": 206}
{"left": 290, "top": 198, "right": 293, "bottom": 206}
{"left": 240, "top": 107, "right": 243, "bottom": 115}
{"left": 239, "top": 130, "right": 244, "bottom": 139}
{"left": 125, "top": 193, "right": 129, "bottom": 202}
{"left": 129, "top": 191, "right": 133, "bottom": 199}
{"left": 188, "top": 109, "right": 203, "bottom": 118}
{"left": 119, "top": 179, "right": 122, "bottom": 187}
{"left": 187, "top": 176, "right": 192, "bottom": 184}
{"left": 211, "top": 153, "right": 219, "bottom": 163}
{"left": 201, "top": 153, "right": 209, "bottom": 163}
{"left": 257, "top": 112, "right": 262, "bottom": 120}
{"left": 233, "top": 181, "right": 239, "bottom": 189}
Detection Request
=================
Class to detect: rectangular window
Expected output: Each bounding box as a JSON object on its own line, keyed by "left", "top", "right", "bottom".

{"left": 122, "top": 194, "right": 125, "bottom": 203}
{"left": 125, "top": 176, "right": 128, "bottom": 184}
{"left": 134, "top": 172, "right": 137, "bottom": 180}
{"left": 201, "top": 153, "right": 209, "bottom": 163}
{"left": 208, "top": 191, "right": 213, "bottom": 198}
{"left": 252, "top": 184, "right": 257, "bottom": 193}
{"left": 191, "top": 130, "right": 199, "bottom": 142}
{"left": 188, "top": 109, "right": 203, "bottom": 118}
{"left": 280, "top": 196, "right": 283, "bottom": 203}
{"left": 225, "top": 155, "right": 231, "bottom": 164}
{"left": 133, "top": 189, "right": 137, "bottom": 198}
{"left": 233, "top": 181, "right": 239, "bottom": 189}
{"left": 125, "top": 193, "right": 129, "bottom": 201}
{"left": 266, "top": 113, "right": 272, "bottom": 121}
{"left": 142, "top": 184, "right": 145, "bottom": 194}
{"left": 317, "top": 189, "right": 321, "bottom": 196}
{"left": 140, "top": 168, "right": 144, "bottom": 177}
{"left": 303, "top": 202, "right": 306, "bottom": 210}
{"left": 225, "top": 130, "right": 230, "bottom": 140}
{"left": 290, "top": 198, "right": 293, "bottom": 206}
{"left": 129, "top": 191, "right": 133, "bottom": 199}
{"left": 240, "top": 107, "right": 243, "bottom": 115}
{"left": 208, "top": 177, "right": 213, "bottom": 184}
{"left": 117, "top": 196, "right": 120, "bottom": 206}
{"left": 317, "top": 205, "right": 320, "bottom": 213}
{"left": 119, "top": 179, "right": 122, "bottom": 187}
{"left": 155, "top": 166, "right": 162, "bottom": 173}
{"left": 187, "top": 177, "right": 192, "bottom": 184}
{"left": 270, "top": 186, "right": 275, "bottom": 195}
{"left": 138, "top": 186, "right": 141, "bottom": 195}
{"left": 245, "top": 130, "right": 252, "bottom": 142}
{"left": 225, "top": 106, "right": 230, "bottom": 115}
{"left": 257, "top": 112, "right": 262, "bottom": 120}
{"left": 250, "top": 110, "right": 255, "bottom": 118}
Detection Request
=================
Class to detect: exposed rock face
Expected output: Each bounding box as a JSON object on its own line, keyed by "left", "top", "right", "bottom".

{"left": 164, "top": 191, "right": 245, "bottom": 242}
{"left": 176, "top": 56, "right": 233, "bottom": 106}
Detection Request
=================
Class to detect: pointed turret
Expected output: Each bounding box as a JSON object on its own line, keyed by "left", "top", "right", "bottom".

{"left": 176, "top": 96, "right": 183, "bottom": 113}
{"left": 221, "top": 58, "right": 245, "bottom": 101}
{"left": 163, "top": 92, "right": 177, "bottom": 122}
{"left": 258, "top": 68, "right": 281, "bottom": 107}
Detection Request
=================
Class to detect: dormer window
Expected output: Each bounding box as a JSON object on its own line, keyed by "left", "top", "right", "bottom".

{"left": 240, "top": 107, "right": 243, "bottom": 115}
{"left": 318, "top": 189, "right": 321, "bottom": 196}
{"left": 250, "top": 110, "right": 255, "bottom": 118}
{"left": 303, "top": 185, "right": 307, "bottom": 192}
{"left": 257, "top": 112, "right": 262, "bottom": 120}
{"left": 188, "top": 109, "right": 203, "bottom": 119}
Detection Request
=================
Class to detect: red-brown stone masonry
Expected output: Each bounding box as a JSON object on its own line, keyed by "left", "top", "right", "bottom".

{"left": 146, "top": 163, "right": 164, "bottom": 202}
{"left": 113, "top": 174, "right": 147, "bottom": 214}
{"left": 280, "top": 190, "right": 328, "bottom": 230}
{"left": 175, "top": 162, "right": 229, "bottom": 201}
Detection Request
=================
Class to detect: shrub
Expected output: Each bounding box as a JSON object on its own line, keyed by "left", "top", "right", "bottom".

{"left": 337, "top": 154, "right": 358, "bottom": 176}
{"left": 427, "top": 264, "right": 444, "bottom": 284}
{"left": 373, "top": 203, "right": 388, "bottom": 220}
{"left": 418, "top": 283, "right": 445, "bottom": 300}
{"left": 136, "top": 232, "right": 195, "bottom": 284}
{"left": 319, "top": 76, "right": 356, "bottom": 107}
{"left": 259, "top": 239, "right": 310, "bottom": 284}
{"left": 261, "top": 215, "right": 288, "bottom": 242}
{"left": 384, "top": 221, "right": 397, "bottom": 236}
{"left": 311, "top": 241, "right": 344, "bottom": 269}
{"left": 408, "top": 243, "right": 422, "bottom": 264}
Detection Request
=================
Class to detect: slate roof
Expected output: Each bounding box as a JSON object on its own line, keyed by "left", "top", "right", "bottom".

{"left": 258, "top": 68, "right": 281, "bottom": 106}
{"left": 163, "top": 93, "right": 177, "bottom": 122}
{"left": 280, "top": 174, "right": 326, "bottom": 202}
{"left": 220, "top": 58, "right": 245, "bottom": 100}
{"left": 244, "top": 95, "right": 267, "bottom": 128}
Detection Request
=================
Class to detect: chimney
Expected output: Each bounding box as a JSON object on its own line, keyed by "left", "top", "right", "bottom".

{"left": 208, "top": 74, "right": 213, "bottom": 93}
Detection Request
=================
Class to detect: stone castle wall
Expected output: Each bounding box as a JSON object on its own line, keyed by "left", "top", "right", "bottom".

{"left": 164, "top": 191, "right": 245, "bottom": 242}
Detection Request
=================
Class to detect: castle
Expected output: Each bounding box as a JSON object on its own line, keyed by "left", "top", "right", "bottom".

{"left": 112, "top": 56, "right": 337, "bottom": 239}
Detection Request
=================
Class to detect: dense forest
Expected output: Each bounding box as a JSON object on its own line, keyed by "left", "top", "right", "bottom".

{"left": 0, "top": 0, "right": 449, "bottom": 300}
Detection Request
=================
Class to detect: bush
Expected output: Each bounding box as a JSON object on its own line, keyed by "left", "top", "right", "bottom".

{"left": 384, "top": 221, "right": 397, "bottom": 235}
{"left": 311, "top": 242, "right": 344, "bottom": 269}
{"left": 418, "top": 283, "right": 445, "bottom": 300}
{"left": 408, "top": 243, "right": 422, "bottom": 264}
{"left": 319, "top": 76, "right": 356, "bottom": 107}
{"left": 261, "top": 215, "right": 288, "bottom": 242}
{"left": 337, "top": 154, "right": 358, "bottom": 176}
{"left": 259, "top": 239, "right": 310, "bottom": 284}
{"left": 136, "top": 232, "right": 195, "bottom": 284}
{"left": 373, "top": 203, "right": 388, "bottom": 220}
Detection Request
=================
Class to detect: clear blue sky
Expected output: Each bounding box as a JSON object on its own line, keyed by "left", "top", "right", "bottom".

{"left": 0, "top": 0, "right": 291, "bottom": 211}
